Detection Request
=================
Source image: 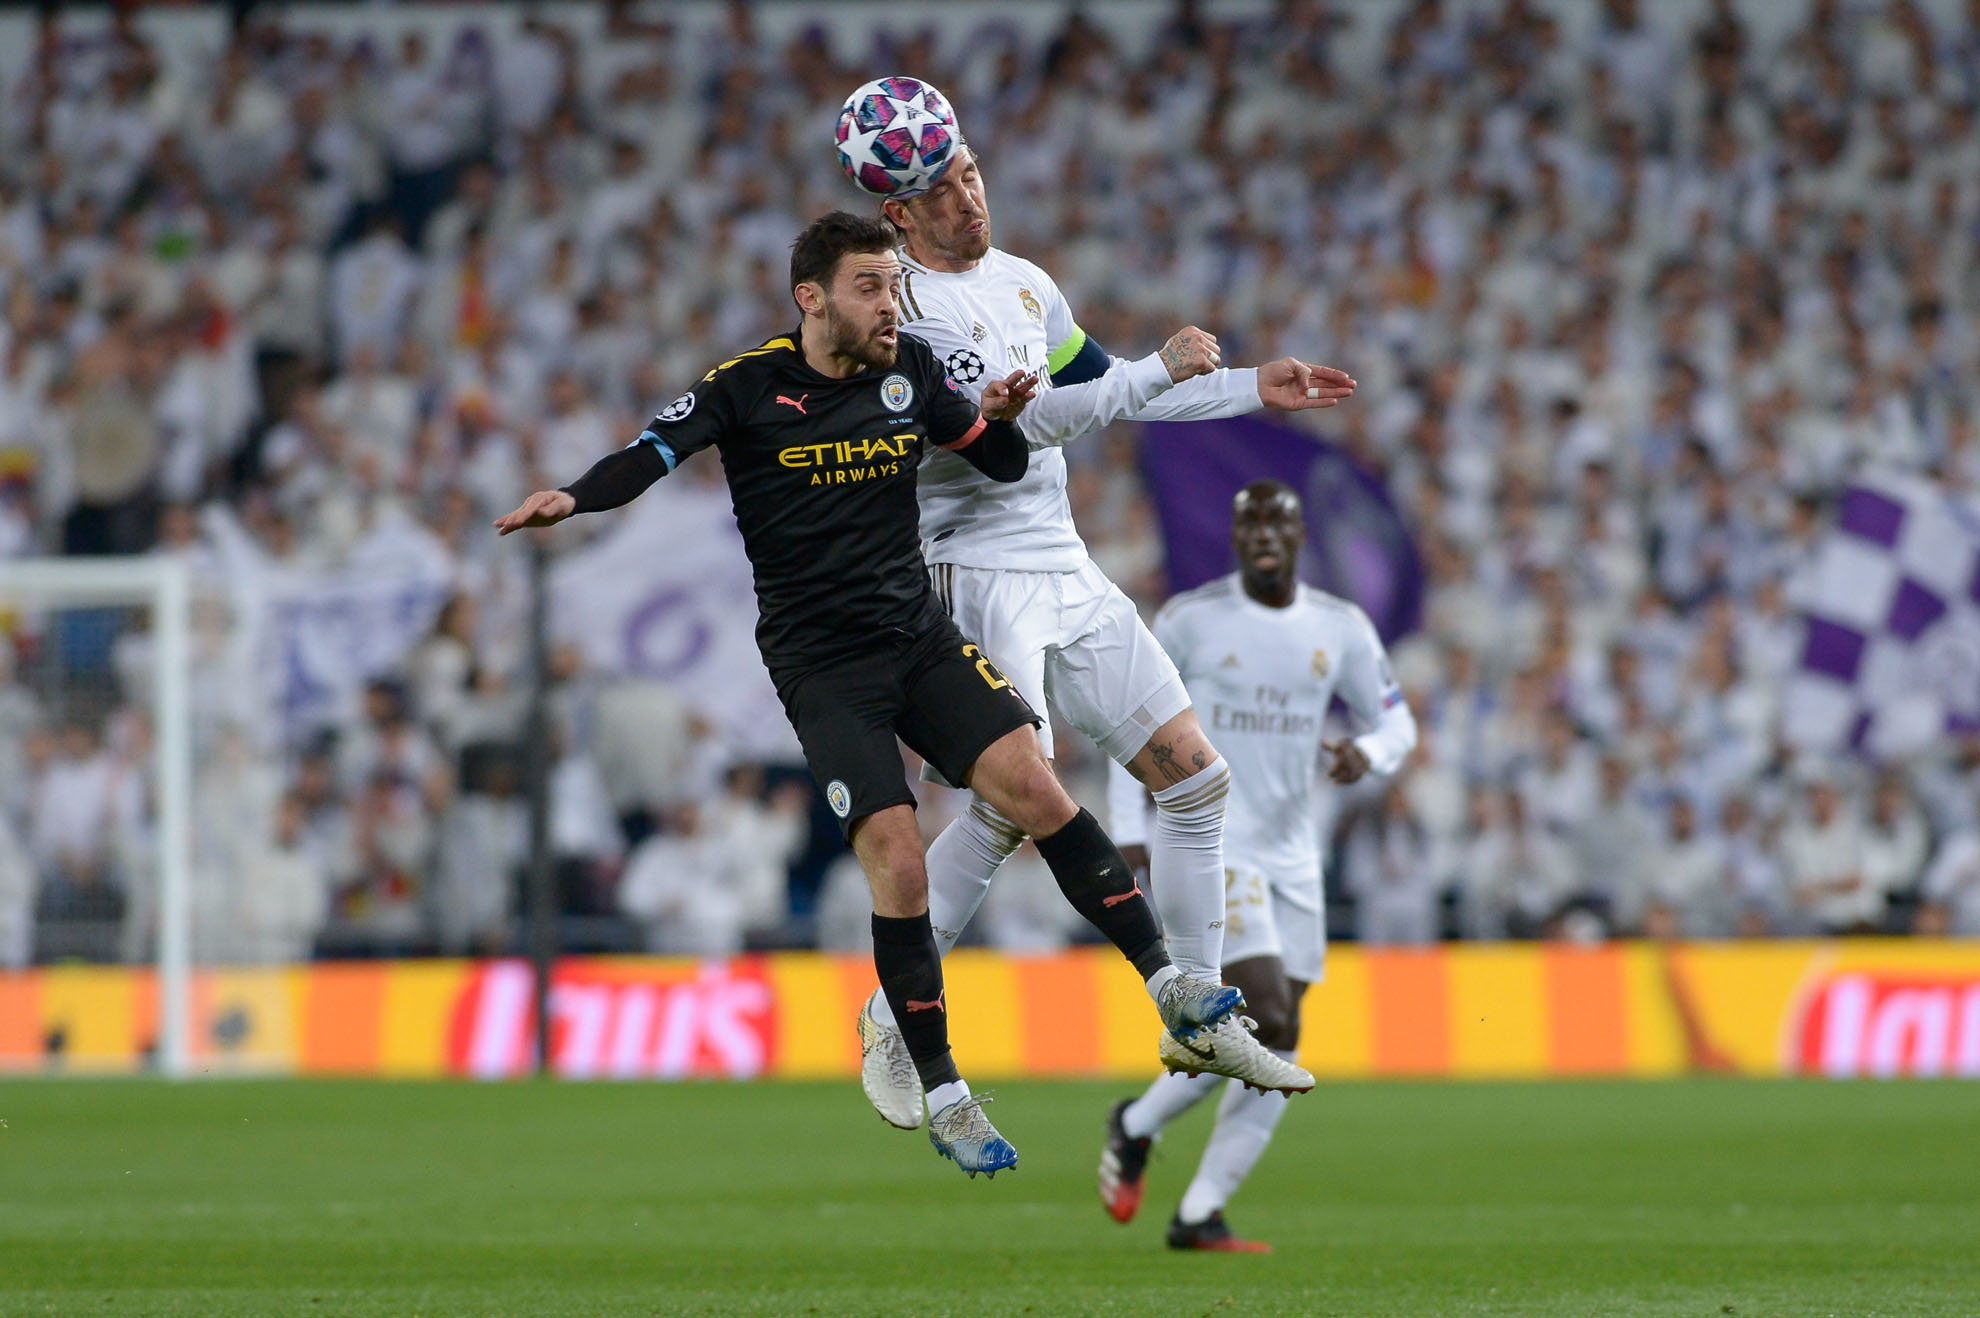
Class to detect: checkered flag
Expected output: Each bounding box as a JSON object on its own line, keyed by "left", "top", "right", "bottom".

{"left": 1784, "top": 471, "right": 1980, "bottom": 758}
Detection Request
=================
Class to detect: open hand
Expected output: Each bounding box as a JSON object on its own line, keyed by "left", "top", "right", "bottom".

{"left": 1259, "top": 358, "right": 1356, "bottom": 411}
{"left": 1160, "top": 326, "right": 1220, "bottom": 381}
{"left": 981, "top": 369, "right": 1040, "bottom": 421}
{"left": 493, "top": 489, "right": 576, "bottom": 535}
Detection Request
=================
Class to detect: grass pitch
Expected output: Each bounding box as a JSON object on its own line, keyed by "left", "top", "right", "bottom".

{"left": 0, "top": 1077, "right": 1975, "bottom": 1316}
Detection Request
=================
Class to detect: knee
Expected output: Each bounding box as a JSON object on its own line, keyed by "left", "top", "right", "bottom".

{"left": 853, "top": 815, "right": 930, "bottom": 916}
{"left": 963, "top": 797, "right": 1026, "bottom": 867}
{"left": 1153, "top": 760, "right": 1229, "bottom": 837}
{"left": 977, "top": 739, "right": 1076, "bottom": 835}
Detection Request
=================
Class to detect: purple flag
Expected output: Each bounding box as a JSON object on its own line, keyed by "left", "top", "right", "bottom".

{"left": 1138, "top": 417, "right": 1422, "bottom": 641}
{"left": 1785, "top": 471, "right": 1980, "bottom": 758}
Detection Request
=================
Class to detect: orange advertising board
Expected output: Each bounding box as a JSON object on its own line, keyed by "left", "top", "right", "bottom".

{"left": 3, "top": 941, "right": 1978, "bottom": 1080}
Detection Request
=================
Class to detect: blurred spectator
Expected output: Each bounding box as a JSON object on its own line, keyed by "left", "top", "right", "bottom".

{"left": 702, "top": 765, "right": 808, "bottom": 944}
{"left": 1458, "top": 785, "right": 1575, "bottom": 939}
{"left": 199, "top": 792, "right": 329, "bottom": 964}
{"left": 0, "top": 810, "right": 31, "bottom": 967}
{"left": 1782, "top": 774, "right": 1880, "bottom": 935}
{"left": 1343, "top": 782, "right": 1445, "bottom": 945}
{"left": 29, "top": 719, "right": 140, "bottom": 956}
{"left": 433, "top": 746, "right": 525, "bottom": 954}
{"left": 1717, "top": 791, "right": 1783, "bottom": 937}
{"left": 1862, "top": 768, "right": 1930, "bottom": 917}
{"left": 1918, "top": 790, "right": 1980, "bottom": 936}
{"left": 618, "top": 801, "right": 744, "bottom": 956}
{"left": 1642, "top": 796, "right": 1725, "bottom": 939}
{"left": 1570, "top": 752, "right": 1656, "bottom": 934}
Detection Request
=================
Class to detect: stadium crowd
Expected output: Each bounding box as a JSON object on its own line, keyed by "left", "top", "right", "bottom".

{"left": 3, "top": 0, "right": 1980, "bottom": 969}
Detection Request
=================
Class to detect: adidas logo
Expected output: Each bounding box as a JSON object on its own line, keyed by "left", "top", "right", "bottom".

{"left": 1220, "top": 654, "right": 1241, "bottom": 669}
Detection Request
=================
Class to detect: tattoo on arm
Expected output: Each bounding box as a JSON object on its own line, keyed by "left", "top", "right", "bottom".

{"left": 1160, "top": 339, "right": 1187, "bottom": 377}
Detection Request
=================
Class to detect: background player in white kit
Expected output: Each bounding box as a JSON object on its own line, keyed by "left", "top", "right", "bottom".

{"left": 1099, "top": 481, "right": 1418, "bottom": 1251}
{"left": 852, "top": 124, "right": 1359, "bottom": 1120}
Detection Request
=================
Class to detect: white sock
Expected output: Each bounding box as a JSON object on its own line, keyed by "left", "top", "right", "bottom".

{"left": 869, "top": 798, "right": 1022, "bottom": 1031}
{"left": 1121, "top": 1067, "right": 1222, "bottom": 1141}
{"left": 926, "top": 1078, "right": 971, "bottom": 1117}
{"left": 1149, "top": 757, "right": 1231, "bottom": 980}
{"left": 1175, "top": 1050, "right": 1295, "bottom": 1224}
{"left": 1144, "top": 964, "right": 1180, "bottom": 1002}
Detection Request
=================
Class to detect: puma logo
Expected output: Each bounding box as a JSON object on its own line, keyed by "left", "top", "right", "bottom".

{"left": 905, "top": 992, "right": 946, "bottom": 1013}
{"left": 775, "top": 393, "right": 809, "bottom": 414}
{"left": 1101, "top": 881, "right": 1145, "bottom": 909}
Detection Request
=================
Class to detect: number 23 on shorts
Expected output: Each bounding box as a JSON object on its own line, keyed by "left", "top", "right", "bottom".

{"left": 963, "top": 643, "right": 1011, "bottom": 691}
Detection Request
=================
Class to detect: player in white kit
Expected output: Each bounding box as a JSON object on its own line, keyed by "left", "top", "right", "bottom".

{"left": 851, "top": 135, "right": 1360, "bottom": 1123}
{"left": 1099, "top": 481, "right": 1418, "bottom": 1251}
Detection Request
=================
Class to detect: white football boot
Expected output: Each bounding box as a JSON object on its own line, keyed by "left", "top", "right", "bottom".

{"left": 857, "top": 990, "right": 926, "bottom": 1129}
{"left": 1158, "top": 1016, "right": 1316, "bottom": 1094}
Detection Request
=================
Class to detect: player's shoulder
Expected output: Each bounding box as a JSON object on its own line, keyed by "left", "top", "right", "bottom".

{"left": 1155, "top": 574, "right": 1242, "bottom": 625}
{"left": 987, "top": 247, "right": 1052, "bottom": 286}
{"left": 1298, "top": 586, "right": 1384, "bottom": 642}
{"left": 697, "top": 332, "right": 801, "bottom": 391}
{"left": 890, "top": 330, "right": 946, "bottom": 378}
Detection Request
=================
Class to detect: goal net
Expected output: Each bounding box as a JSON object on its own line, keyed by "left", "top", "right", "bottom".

{"left": 1, "top": 558, "right": 194, "bottom": 1076}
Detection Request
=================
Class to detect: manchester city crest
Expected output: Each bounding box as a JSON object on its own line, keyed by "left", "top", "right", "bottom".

{"left": 826, "top": 779, "right": 852, "bottom": 818}
{"left": 881, "top": 374, "right": 914, "bottom": 411}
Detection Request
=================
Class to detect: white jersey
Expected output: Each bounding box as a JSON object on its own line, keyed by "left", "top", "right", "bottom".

{"left": 899, "top": 246, "right": 1258, "bottom": 573}
{"left": 1140, "top": 576, "right": 1418, "bottom": 888}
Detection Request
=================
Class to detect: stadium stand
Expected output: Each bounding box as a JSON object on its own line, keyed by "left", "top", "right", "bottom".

{"left": 3, "top": 0, "right": 1980, "bottom": 966}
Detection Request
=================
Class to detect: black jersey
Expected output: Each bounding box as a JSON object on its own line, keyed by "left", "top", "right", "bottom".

{"left": 562, "top": 330, "right": 1024, "bottom": 675}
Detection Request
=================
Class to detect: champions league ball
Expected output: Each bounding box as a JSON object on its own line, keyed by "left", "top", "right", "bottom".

{"left": 834, "top": 76, "right": 961, "bottom": 199}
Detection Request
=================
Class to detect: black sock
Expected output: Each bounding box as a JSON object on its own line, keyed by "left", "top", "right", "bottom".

{"left": 871, "top": 912, "right": 962, "bottom": 1090}
{"left": 1034, "top": 808, "right": 1172, "bottom": 981}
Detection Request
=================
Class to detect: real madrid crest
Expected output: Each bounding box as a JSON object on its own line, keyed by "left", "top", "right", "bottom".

{"left": 880, "top": 373, "right": 914, "bottom": 411}
{"left": 1018, "top": 288, "right": 1043, "bottom": 323}
{"left": 1312, "top": 649, "right": 1330, "bottom": 678}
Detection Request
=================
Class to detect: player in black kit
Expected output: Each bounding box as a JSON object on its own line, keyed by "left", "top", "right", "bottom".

{"left": 497, "top": 212, "right": 1244, "bottom": 1178}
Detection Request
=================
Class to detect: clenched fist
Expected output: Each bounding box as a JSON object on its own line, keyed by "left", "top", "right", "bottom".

{"left": 1159, "top": 325, "right": 1221, "bottom": 382}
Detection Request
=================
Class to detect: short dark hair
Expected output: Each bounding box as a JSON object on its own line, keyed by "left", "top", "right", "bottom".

{"left": 789, "top": 210, "right": 897, "bottom": 292}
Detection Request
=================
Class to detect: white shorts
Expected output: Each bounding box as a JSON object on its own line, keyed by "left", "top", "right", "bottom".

{"left": 1221, "top": 865, "right": 1328, "bottom": 983}
{"left": 925, "top": 559, "right": 1191, "bottom": 771}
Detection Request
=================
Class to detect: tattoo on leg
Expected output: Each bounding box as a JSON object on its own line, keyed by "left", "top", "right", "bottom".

{"left": 1191, "top": 749, "right": 1207, "bottom": 770}
{"left": 1148, "top": 742, "right": 1186, "bottom": 784}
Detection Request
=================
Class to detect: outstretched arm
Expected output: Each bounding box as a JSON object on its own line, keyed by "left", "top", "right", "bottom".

{"left": 493, "top": 435, "right": 672, "bottom": 533}
{"left": 1012, "top": 326, "right": 1221, "bottom": 448}
{"left": 1133, "top": 356, "right": 1356, "bottom": 423}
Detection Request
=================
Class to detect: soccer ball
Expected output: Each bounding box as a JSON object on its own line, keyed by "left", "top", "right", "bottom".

{"left": 834, "top": 76, "right": 962, "bottom": 199}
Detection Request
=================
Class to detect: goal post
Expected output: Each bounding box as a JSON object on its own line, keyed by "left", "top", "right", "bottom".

{"left": 1, "top": 557, "right": 193, "bottom": 1077}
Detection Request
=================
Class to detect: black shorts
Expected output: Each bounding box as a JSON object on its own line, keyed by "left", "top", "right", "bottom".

{"left": 774, "top": 615, "right": 1041, "bottom": 838}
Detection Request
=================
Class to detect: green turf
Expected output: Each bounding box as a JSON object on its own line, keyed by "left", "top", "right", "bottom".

{"left": 0, "top": 1078, "right": 1975, "bottom": 1316}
